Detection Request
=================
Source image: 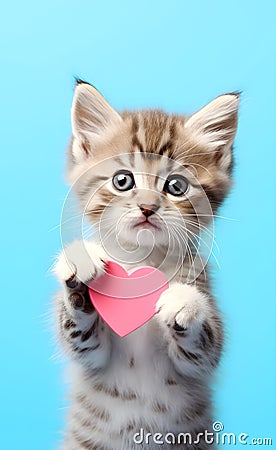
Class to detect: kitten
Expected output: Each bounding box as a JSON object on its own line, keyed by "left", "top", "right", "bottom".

{"left": 54, "top": 80, "right": 239, "bottom": 450}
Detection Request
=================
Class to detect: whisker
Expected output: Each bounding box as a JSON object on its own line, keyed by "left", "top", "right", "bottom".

{"left": 168, "top": 222, "right": 198, "bottom": 281}
{"left": 48, "top": 209, "right": 112, "bottom": 233}
{"left": 186, "top": 228, "right": 221, "bottom": 270}
{"left": 171, "top": 224, "right": 207, "bottom": 282}
{"left": 182, "top": 219, "right": 219, "bottom": 253}
{"left": 184, "top": 213, "right": 238, "bottom": 222}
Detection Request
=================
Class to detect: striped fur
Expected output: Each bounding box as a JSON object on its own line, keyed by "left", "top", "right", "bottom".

{"left": 54, "top": 81, "right": 239, "bottom": 449}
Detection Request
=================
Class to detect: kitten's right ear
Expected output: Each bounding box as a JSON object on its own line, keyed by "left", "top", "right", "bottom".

{"left": 71, "top": 81, "right": 122, "bottom": 161}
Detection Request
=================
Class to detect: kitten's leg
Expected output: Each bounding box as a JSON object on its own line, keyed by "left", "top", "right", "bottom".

{"left": 54, "top": 240, "right": 111, "bottom": 370}
{"left": 155, "top": 283, "right": 223, "bottom": 376}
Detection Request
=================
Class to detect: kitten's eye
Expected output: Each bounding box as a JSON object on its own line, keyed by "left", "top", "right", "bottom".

{"left": 112, "top": 170, "right": 135, "bottom": 191}
{"left": 163, "top": 174, "right": 188, "bottom": 196}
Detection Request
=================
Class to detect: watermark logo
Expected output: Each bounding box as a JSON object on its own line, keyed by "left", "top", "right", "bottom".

{"left": 213, "top": 421, "right": 224, "bottom": 432}
{"left": 132, "top": 421, "right": 273, "bottom": 446}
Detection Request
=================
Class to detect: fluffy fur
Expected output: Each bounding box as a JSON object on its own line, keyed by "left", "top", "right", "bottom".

{"left": 53, "top": 81, "right": 239, "bottom": 450}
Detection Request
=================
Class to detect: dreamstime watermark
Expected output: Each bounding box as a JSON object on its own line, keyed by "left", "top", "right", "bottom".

{"left": 133, "top": 422, "right": 273, "bottom": 446}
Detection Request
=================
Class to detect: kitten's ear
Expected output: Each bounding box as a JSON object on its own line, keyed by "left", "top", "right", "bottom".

{"left": 71, "top": 81, "right": 122, "bottom": 160}
{"left": 184, "top": 93, "right": 239, "bottom": 172}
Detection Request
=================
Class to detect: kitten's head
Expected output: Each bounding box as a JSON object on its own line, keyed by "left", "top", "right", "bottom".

{"left": 66, "top": 81, "right": 239, "bottom": 264}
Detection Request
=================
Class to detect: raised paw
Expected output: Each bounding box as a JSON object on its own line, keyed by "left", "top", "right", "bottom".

{"left": 156, "top": 283, "right": 210, "bottom": 333}
{"left": 54, "top": 241, "right": 107, "bottom": 313}
{"left": 54, "top": 240, "right": 107, "bottom": 286}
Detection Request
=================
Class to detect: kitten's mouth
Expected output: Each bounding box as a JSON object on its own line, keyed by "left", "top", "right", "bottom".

{"left": 133, "top": 219, "right": 160, "bottom": 230}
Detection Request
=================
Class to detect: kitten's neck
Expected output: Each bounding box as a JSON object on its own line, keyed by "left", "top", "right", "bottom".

{"left": 95, "top": 232, "right": 197, "bottom": 280}
{"left": 101, "top": 236, "right": 172, "bottom": 268}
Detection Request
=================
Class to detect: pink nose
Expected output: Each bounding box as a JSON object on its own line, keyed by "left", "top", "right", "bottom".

{"left": 139, "top": 204, "right": 160, "bottom": 217}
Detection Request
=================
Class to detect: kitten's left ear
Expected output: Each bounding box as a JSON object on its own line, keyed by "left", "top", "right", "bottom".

{"left": 184, "top": 93, "right": 240, "bottom": 172}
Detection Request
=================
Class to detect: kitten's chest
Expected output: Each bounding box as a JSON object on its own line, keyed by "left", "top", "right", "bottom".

{"left": 113, "top": 325, "right": 158, "bottom": 371}
{"left": 73, "top": 321, "right": 197, "bottom": 448}
{"left": 102, "top": 321, "right": 184, "bottom": 404}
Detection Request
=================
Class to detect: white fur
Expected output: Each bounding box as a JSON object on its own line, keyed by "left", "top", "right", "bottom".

{"left": 156, "top": 282, "right": 210, "bottom": 329}
{"left": 54, "top": 240, "right": 107, "bottom": 284}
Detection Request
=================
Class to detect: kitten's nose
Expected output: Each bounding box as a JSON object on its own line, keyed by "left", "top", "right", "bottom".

{"left": 139, "top": 203, "right": 160, "bottom": 217}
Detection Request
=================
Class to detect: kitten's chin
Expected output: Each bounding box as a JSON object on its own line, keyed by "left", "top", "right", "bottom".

{"left": 119, "top": 225, "right": 168, "bottom": 249}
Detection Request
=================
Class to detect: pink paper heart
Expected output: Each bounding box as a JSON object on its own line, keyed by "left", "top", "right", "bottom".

{"left": 88, "top": 261, "right": 168, "bottom": 337}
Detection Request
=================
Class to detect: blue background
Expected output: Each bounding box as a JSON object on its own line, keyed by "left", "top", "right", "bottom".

{"left": 1, "top": 1, "right": 275, "bottom": 449}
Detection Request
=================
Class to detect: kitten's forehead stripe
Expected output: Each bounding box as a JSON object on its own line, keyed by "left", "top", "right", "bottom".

{"left": 128, "top": 152, "right": 135, "bottom": 166}
{"left": 169, "top": 120, "right": 177, "bottom": 140}
{"left": 132, "top": 134, "right": 144, "bottom": 153}
{"left": 131, "top": 115, "right": 144, "bottom": 153}
{"left": 158, "top": 139, "right": 173, "bottom": 156}
{"left": 113, "top": 155, "right": 125, "bottom": 166}
{"left": 129, "top": 111, "right": 179, "bottom": 157}
{"left": 131, "top": 115, "right": 139, "bottom": 134}
{"left": 154, "top": 174, "right": 159, "bottom": 188}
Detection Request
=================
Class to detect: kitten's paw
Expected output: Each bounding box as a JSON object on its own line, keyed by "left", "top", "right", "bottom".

{"left": 156, "top": 283, "right": 210, "bottom": 332}
{"left": 54, "top": 240, "right": 107, "bottom": 286}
